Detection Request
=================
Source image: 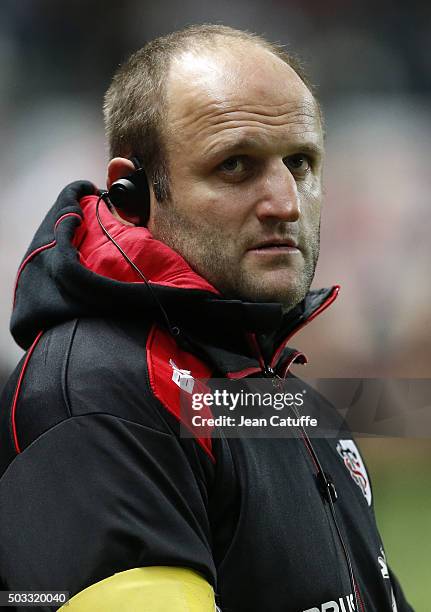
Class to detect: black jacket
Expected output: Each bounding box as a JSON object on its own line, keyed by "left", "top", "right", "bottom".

{"left": 0, "top": 181, "right": 413, "bottom": 611}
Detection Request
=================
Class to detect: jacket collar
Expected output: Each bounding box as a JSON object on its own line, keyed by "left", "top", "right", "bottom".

{"left": 179, "top": 286, "right": 340, "bottom": 378}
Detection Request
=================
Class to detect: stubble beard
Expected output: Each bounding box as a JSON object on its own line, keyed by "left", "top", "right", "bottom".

{"left": 152, "top": 201, "right": 320, "bottom": 312}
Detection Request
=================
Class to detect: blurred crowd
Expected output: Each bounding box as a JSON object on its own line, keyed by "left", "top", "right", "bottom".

{"left": 1, "top": 0, "right": 430, "bottom": 385}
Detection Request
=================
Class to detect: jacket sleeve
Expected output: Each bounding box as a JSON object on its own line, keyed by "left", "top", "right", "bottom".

{"left": 0, "top": 412, "right": 217, "bottom": 611}
{"left": 388, "top": 567, "right": 415, "bottom": 612}
{"left": 59, "top": 567, "right": 216, "bottom": 611}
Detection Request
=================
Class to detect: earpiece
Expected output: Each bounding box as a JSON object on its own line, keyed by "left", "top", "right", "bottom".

{"left": 107, "top": 156, "right": 151, "bottom": 226}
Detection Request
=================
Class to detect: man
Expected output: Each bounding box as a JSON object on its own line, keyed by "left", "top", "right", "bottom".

{"left": 0, "top": 25, "right": 413, "bottom": 612}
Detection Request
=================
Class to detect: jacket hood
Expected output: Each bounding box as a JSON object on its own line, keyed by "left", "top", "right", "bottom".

{"left": 11, "top": 181, "right": 339, "bottom": 351}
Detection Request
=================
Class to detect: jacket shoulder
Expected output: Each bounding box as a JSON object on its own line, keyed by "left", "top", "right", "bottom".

{"left": 0, "top": 318, "right": 158, "bottom": 470}
{"left": 66, "top": 317, "right": 170, "bottom": 430}
{"left": 68, "top": 318, "right": 215, "bottom": 461}
{"left": 0, "top": 317, "right": 215, "bottom": 478}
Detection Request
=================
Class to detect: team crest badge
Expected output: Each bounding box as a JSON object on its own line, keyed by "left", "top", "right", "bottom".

{"left": 336, "top": 439, "right": 372, "bottom": 506}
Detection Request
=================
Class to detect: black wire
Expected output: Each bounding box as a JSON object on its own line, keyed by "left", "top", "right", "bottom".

{"left": 95, "top": 192, "right": 179, "bottom": 338}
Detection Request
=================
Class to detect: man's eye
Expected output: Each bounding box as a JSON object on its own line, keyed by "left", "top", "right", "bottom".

{"left": 283, "top": 154, "right": 311, "bottom": 174}
{"left": 218, "top": 156, "right": 247, "bottom": 174}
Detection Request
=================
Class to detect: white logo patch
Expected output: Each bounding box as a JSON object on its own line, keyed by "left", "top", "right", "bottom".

{"left": 170, "top": 359, "right": 195, "bottom": 394}
{"left": 378, "top": 548, "right": 398, "bottom": 611}
{"left": 336, "top": 439, "right": 372, "bottom": 506}
{"left": 378, "top": 547, "right": 389, "bottom": 579}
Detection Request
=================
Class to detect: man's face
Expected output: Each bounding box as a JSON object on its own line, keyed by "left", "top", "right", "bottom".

{"left": 150, "top": 41, "right": 324, "bottom": 310}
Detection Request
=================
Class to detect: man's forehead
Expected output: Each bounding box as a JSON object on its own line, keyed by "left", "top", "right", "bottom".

{"left": 165, "top": 42, "right": 320, "bottom": 131}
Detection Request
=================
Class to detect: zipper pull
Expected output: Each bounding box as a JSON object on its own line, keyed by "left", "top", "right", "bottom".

{"left": 263, "top": 365, "right": 275, "bottom": 377}
{"left": 316, "top": 471, "right": 338, "bottom": 504}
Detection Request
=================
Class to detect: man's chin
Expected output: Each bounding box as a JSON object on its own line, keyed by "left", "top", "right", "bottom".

{"left": 208, "top": 261, "right": 314, "bottom": 310}
{"left": 230, "top": 278, "right": 308, "bottom": 310}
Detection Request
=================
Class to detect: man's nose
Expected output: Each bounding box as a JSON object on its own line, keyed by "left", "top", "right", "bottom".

{"left": 255, "top": 161, "right": 301, "bottom": 223}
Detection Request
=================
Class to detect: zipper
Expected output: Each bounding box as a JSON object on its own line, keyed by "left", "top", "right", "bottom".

{"left": 240, "top": 288, "right": 366, "bottom": 607}
{"left": 291, "top": 398, "right": 364, "bottom": 611}
{"left": 256, "top": 362, "right": 365, "bottom": 612}
{"left": 246, "top": 332, "right": 273, "bottom": 376}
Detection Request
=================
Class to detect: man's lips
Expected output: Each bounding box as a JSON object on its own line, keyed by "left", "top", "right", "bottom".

{"left": 247, "top": 238, "right": 301, "bottom": 253}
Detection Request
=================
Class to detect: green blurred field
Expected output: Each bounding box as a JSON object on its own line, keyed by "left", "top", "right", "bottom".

{"left": 359, "top": 439, "right": 431, "bottom": 611}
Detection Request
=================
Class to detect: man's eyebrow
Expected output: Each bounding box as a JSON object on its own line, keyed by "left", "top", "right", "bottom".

{"left": 204, "top": 135, "right": 324, "bottom": 160}
{"left": 202, "top": 136, "right": 259, "bottom": 159}
{"left": 293, "top": 141, "right": 324, "bottom": 157}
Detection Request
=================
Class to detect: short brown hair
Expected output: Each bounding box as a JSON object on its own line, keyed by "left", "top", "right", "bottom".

{"left": 103, "top": 24, "right": 316, "bottom": 202}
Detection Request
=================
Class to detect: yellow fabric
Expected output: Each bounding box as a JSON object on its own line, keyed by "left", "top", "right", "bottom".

{"left": 59, "top": 566, "right": 215, "bottom": 611}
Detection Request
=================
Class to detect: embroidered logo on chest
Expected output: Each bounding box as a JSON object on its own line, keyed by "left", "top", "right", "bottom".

{"left": 336, "top": 439, "right": 372, "bottom": 506}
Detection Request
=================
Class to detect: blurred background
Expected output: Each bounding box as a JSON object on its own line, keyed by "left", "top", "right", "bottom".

{"left": 0, "top": 0, "right": 429, "bottom": 607}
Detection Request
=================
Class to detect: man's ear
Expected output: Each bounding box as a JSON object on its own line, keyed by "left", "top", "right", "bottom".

{"left": 106, "top": 157, "right": 143, "bottom": 226}
{"left": 106, "top": 157, "right": 136, "bottom": 189}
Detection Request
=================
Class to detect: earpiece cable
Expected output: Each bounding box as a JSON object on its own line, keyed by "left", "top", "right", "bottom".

{"left": 95, "top": 192, "right": 179, "bottom": 338}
